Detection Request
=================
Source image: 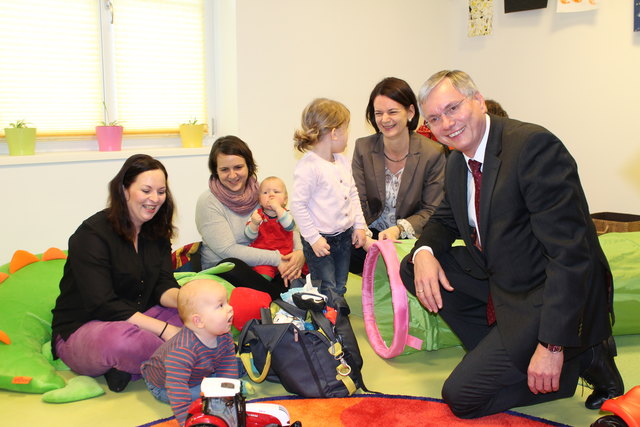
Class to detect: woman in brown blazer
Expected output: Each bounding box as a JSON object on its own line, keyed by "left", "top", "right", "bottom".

{"left": 350, "top": 77, "right": 446, "bottom": 273}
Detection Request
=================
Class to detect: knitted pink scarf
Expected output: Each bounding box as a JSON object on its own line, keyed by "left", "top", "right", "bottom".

{"left": 208, "top": 176, "right": 259, "bottom": 216}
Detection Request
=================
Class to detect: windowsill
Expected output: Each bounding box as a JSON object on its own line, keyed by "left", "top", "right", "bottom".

{"left": 0, "top": 135, "right": 214, "bottom": 166}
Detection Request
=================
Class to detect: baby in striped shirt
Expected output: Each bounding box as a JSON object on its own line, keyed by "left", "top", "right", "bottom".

{"left": 141, "top": 279, "right": 238, "bottom": 426}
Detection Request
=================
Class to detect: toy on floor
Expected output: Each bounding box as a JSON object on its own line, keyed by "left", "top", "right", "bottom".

{"left": 591, "top": 385, "right": 640, "bottom": 427}
{"left": 0, "top": 249, "right": 104, "bottom": 402}
{"left": 185, "top": 377, "right": 301, "bottom": 427}
{"left": 0, "top": 248, "right": 270, "bottom": 403}
{"left": 362, "top": 239, "right": 460, "bottom": 358}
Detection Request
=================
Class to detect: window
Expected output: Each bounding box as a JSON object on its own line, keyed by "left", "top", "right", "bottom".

{"left": 0, "top": 0, "right": 207, "bottom": 137}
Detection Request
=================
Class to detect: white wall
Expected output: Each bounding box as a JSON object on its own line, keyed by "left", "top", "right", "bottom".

{"left": 0, "top": 151, "right": 211, "bottom": 262}
{"left": 1, "top": 0, "right": 638, "bottom": 263}
{"left": 235, "top": 0, "right": 640, "bottom": 213}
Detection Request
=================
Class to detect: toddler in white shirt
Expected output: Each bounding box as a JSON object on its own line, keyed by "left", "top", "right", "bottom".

{"left": 290, "top": 98, "right": 367, "bottom": 296}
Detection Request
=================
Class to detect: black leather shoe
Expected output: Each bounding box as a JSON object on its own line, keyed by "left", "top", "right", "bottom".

{"left": 581, "top": 336, "right": 624, "bottom": 410}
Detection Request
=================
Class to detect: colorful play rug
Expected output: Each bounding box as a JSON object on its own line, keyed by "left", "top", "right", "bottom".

{"left": 141, "top": 394, "right": 569, "bottom": 427}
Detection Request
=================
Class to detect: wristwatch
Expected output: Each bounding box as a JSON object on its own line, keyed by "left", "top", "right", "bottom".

{"left": 540, "top": 341, "right": 563, "bottom": 353}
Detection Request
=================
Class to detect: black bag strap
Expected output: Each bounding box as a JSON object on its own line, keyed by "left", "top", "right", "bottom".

{"left": 274, "top": 298, "right": 339, "bottom": 342}
{"left": 311, "top": 309, "right": 380, "bottom": 395}
{"left": 237, "top": 318, "right": 257, "bottom": 351}
{"left": 236, "top": 319, "right": 271, "bottom": 383}
{"left": 310, "top": 310, "right": 337, "bottom": 342}
{"left": 272, "top": 299, "right": 307, "bottom": 320}
{"left": 260, "top": 307, "right": 272, "bottom": 324}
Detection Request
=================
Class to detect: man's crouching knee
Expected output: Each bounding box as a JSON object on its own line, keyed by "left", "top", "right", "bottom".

{"left": 442, "top": 377, "right": 492, "bottom": 419}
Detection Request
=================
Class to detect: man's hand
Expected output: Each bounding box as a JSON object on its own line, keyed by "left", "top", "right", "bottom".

{"left": 527, "top": 343, "right": 564, "bottom": 394}
{"left": 413, "top": 250, "right": 453, "bottom": 313}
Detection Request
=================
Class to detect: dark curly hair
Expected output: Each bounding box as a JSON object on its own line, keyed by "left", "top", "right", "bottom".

{"left": 107, "top": 154, "right": 175, "bottom": 241}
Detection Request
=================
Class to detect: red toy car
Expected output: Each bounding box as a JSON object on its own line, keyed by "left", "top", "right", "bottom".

{"left": 184, "top": 378, "right": 301, "bottom": 427}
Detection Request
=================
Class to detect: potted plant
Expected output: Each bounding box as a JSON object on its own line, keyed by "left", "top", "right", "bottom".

{"left": 179, "top": 118, "right": 205, "bottom": 148}
{"left": 3, "top": 120, "right": 37, "bottom": 156}
{"left": 96, "top": 103, "right": 123, "bottom": 151}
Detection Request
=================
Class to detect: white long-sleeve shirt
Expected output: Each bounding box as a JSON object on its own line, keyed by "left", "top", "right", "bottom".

{"left": 290, "top": 151, "right": 366, "bottom": 245}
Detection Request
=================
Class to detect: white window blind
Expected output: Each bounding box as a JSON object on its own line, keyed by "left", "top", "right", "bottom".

{"left": 0, "top": 0, "right": 207, "bottom": 138}
{"left": 112, "top": 0, "right": 207, "bottom": 134}
{"left": 0, "top": 0, "right": 103, "bottom": 136}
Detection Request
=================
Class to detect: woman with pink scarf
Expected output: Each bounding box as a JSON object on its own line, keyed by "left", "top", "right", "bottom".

{"left": 195, "top": 135, "right": 305, "bottom": 299}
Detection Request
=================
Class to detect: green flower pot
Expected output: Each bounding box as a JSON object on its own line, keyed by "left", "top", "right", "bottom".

{"left": 4, "top": 127, "right": 37, "bottom": 156}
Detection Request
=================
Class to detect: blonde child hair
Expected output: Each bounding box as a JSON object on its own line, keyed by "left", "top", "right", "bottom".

{"left": 260, "top": 176, "right": 288, "bottom": 197}
{"left": 177, "top": 279, "right": 227, "bottom": 327}
{"left": 293, "top": 98, "right": 350, "bottom": 152}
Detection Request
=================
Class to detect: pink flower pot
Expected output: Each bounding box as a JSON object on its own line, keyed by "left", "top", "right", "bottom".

{"left": 96, "top": 126, "right": 123, "bottom": 151}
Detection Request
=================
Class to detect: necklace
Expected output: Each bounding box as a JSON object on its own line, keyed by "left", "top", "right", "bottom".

{"left": 383, "top": 151, "right": 409, "bottom": 162}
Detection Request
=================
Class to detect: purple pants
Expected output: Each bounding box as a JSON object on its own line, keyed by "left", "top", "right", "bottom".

{"left": 54, "top": 305, "right": 182, "bottom": 379}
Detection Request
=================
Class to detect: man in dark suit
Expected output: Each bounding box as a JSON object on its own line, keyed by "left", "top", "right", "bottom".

{"left": 400, "top": 70, "right": 624, "bottom": 418}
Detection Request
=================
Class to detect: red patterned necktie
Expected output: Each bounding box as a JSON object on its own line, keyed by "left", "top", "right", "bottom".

{"left": 468, "top": 159, "right": 495, "bottom": 325}
{"left": 468, "top": 159, "right": 482, "bottom": 249}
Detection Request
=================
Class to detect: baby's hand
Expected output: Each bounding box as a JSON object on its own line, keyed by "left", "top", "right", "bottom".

{"left": 250, "top": 209, "right": 262, "bottom": 226}
{"left": 311, "top": 237, "right": 330, "bottom": 257}
{"left": 352, "top": 229, "right": 367, "bottom": 248}
{"left": 266, "top": 199, "right": 286, "bottom": 216}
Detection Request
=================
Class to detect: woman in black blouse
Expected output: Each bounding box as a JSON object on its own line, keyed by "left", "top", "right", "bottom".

{"left": 52, "top": 154, "right": 181, "bottom": 392}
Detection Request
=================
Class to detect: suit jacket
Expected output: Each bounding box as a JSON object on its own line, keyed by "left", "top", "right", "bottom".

{"left": 352, "top": 132, "right": 446, "bottom": 236}
{"left": 413, "top": 115, "right": 612, "bottom": 370}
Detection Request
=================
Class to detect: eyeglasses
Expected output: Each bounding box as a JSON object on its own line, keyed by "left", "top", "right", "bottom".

{"left": 425, "top": 97, "right": 468, "bottom": 128}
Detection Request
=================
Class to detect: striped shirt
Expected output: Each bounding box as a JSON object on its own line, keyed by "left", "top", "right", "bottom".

{"left": 141, "top": 327, "right": 238, "bottom": 425}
